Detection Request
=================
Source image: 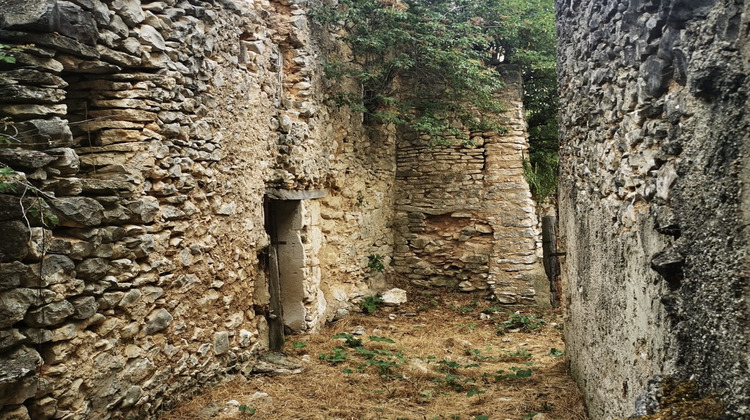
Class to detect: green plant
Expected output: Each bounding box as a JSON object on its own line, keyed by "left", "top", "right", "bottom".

{"left": 361, "top": 295, "right": 383, "bottom": 314}
{"left": 549, "top": 348, "right": 564, "bottom": 357}
{"left": 319, "top": 348, "right": 349, "bottom": 364}
{"left": 505, "top": 349, "right": 532, "bottom": 359}
{"left": 238, "top": 405, "right": 256, "bottom": 416}
{"left": 369, "top": 335, "right": 395, "bottom": 343}
{"left": 367, "top": 254, "right": 385, "bottom": 272}
{"left": 332, "top": 333, "right": 362, "bottom": 348}
{"left": 523, "top": 152, "right": 558, "bottom": 204}
{"left": 498, "top": 312, "right": 546, "bottom": 334}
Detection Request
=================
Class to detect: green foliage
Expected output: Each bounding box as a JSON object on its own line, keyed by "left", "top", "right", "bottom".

{"left": 549, "top": 348, "right": 564, "bottom": 357}
{"left": 498, "top": 312, "right": 546, "bottom": 334}
{"left": 367, "top": 254, "right": 385, "bottom": 272}
{"left": 332, "top": 332, "right": 363, "bottom": 348}
{"left": 369, "top": 335, "right": 395, "bottom": 344}
{"left": 523, "top": 152, "right": 558, "bottom": 203}
{"left": 238, "top": 405, "right": 257, "bottom": 416}
{"left": 319, "top": 347, "right": 349, "bottom": 364}
{"left": 0, "top": 166, "right": 17, "bottom": 193}
{"left": 361, "top": 295, "right": 383, "bottom": 314}
{"left": 0, "top": 44, "right": 19, "bottom": 64}
{"left": 292, "top": 341, "right": 307, "bottom": 349}
{"left": 505, "top": 349, "right": 532, "bottom": 359}
{"left": 312, "top": 0, "right": 510, "bottom": 142}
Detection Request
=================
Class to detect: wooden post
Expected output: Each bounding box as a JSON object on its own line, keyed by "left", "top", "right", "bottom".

{"left": 542, "top": 216, "right": 559, "bottom": 307}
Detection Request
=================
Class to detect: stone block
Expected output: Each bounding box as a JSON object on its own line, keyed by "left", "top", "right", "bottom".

{"left": 0, "top": 328, "right": 26, "bottom": 351}
{"left": 214, "top": 331, "right": 229, "bottom": 355}
{"left": 48, "top": 196, "right": 104, "bottom": 227}
{"left": 143, "top": 308, "right": 172, "bottom": 335}
{"left": 69, "top": 296, "right": 97, "bottom": 320}
{"left": 0, "top": 345, "right": 42, "bottom": 406}
{"left": 0, "top": 288, "right": 38, "bottom": 328}
{"left": 23, "top": 300, "right": 75, "bottom": 327}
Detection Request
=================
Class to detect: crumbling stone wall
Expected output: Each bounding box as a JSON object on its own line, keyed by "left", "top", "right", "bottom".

{"left": 556, "top": 0, "right": 749, "bottom": 418}
{"left": 0, "top": 0, "right": 542, "bottom": 418}
{"left": 393, "top": 67, "right": 546, "bottom": 304}
{"left": 0, "top": 0, "right": 395, "bottom": 418}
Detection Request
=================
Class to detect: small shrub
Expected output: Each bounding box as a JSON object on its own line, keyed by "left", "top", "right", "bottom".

{"left": 361, "top": 295, "right": 383, "bottom": 314}
{"left": 319, "top": 348, "right": 348, "bottom": 364}
{"left": 367, "top": 254, "right": 385, "bottom": 272}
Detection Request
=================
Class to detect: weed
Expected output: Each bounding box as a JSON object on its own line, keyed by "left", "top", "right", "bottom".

{"left": 238, "top": 405, "right": 256, "bottom": 416}
{"left": 505, "top": 349, "right": 532, "bottom": 359}
{"left": 319, "top": 348, "right": 348, "bottom": 364}
{"left": 292, "top": 341, "right": 307, "bottom": 349}
{"left": 331, "top": 333, "right": 362, "bottom": 348}
{"left": 498, "top": 311, "right": 546, "bottom": 334}
{"left": 369, "top": 335, "right": 395, "bottom": 343}
{"left": 549, "top": 348, "right": 564, "bottom": 357}
{"left": 367, "top": 254, "right": 385, "bottom": 272}
{"left": 361, "top": 295, "right": 383, "bottom": 314}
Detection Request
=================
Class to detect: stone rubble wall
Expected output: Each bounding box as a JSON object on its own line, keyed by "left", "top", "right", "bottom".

{"left": 393, "top": 67, "right": 546, "bottom": 304}
{"left": 556, "top": 0, "right": 749, "bottom": 418}
{"left": 0, "top": 0, "right": 395, "bottom": 418}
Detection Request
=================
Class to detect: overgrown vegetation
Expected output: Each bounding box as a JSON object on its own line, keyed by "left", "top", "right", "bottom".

{"left": 313, "top": 0, "right": 559, "bottom": 198}
{"left": 164, "top": 290, "right": 586, "bottom": 419}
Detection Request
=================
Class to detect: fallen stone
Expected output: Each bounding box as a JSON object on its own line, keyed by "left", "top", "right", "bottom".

{"left": 380, "top": 288, "right": 407, "bottom": 306}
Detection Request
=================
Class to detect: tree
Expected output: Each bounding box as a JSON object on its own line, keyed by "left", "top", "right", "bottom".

{"left": 313, "top": 0, "right": 558, "bottom": 197}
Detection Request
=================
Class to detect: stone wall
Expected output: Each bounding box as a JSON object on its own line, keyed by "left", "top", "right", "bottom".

{"left": 393, "top": 67, "right": 546, "bottom": 304}
{"left": 0, "top": 0, "right": 396, "bottom": 418}
{"left": 556, "top": 0, "right": 749, "bottom": 418}
{"left": 0, "top": 0, "right": 542, "bottom": 418}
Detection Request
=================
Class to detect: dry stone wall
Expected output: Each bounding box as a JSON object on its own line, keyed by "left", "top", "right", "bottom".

{"left": 393, "top": 67, "right": 546, "bottom": 305}
{"left": 0, "top": 0, "right": 395, "bottom": 418}
{"left": 557, "top": 0, "right": 749, "bottom": 418}
{"left": 0, "top": 0, "right": 541, "bottom": 418}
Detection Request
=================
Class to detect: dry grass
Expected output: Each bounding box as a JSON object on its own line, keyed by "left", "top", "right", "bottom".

{"left": 162, "top": 288, "right": 587, "bottom": 420}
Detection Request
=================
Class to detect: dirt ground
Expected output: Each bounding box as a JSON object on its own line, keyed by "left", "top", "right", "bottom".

{"left": 162, "top": 288, "right": 587, "bottom": 420}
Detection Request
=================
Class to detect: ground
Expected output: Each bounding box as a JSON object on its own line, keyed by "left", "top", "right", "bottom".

{"left": 162, "top": 287, "right": 587, "bottom": 420}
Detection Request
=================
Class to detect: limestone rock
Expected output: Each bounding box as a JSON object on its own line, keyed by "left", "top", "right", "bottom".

{"left": 0, "top": 261, "right": 35, "bottom": 290}
{"left": 0, "top": 221, "right": 30, "bottom": 263}
{"left": 0, "top": 346, "right": 42, "bottom": 406}
{"left": 143, "top": 308, "right": 172, "bottom": 335}
{"left": 380, "top": 288, "right": 407, "bottom": 306}
{"left": 111, "top": 0, "right": 145, "bottom": 26}
{"left": 0, "top": 0, "right": 58, "bottom": 31}
{"left": 23, "top": 300, "right": 75, "bottom": 327}
{"left": 48, "top": 196, "right": 105, "bottom": 227}
{"left": 0, "top": 149, "right": 55, "bottom": 170}
{"left": 213, "top": 331, "right": 229, "bottom": 355}
{"left": 0, "top": 328, "right": 26, "bottom": 351}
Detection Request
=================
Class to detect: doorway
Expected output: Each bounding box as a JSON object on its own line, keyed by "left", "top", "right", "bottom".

{"left": 264, "top": 198, "right": 307, "bottom": 351}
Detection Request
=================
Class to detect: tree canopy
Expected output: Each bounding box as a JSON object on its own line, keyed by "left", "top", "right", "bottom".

{"left": 313, "top": 0, "right": 558, "bottom": 197}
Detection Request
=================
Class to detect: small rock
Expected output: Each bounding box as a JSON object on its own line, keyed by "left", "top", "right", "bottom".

{"left": 380, "top": 288, "right": 407, "bottom": 306}
{"left": 143, "top": 308, "right": 173, "bottom": 335}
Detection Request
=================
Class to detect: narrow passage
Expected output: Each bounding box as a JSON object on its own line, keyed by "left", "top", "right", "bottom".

{"left": 164, "top": 288, "right": 586, "bottom": 420}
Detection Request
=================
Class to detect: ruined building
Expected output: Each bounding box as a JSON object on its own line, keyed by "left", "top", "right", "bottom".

{"left": 0, "top": 0, "right": 544, "bottom": 418}
{"left": 557, "top": 0, "right": 749, "bottom": 418}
